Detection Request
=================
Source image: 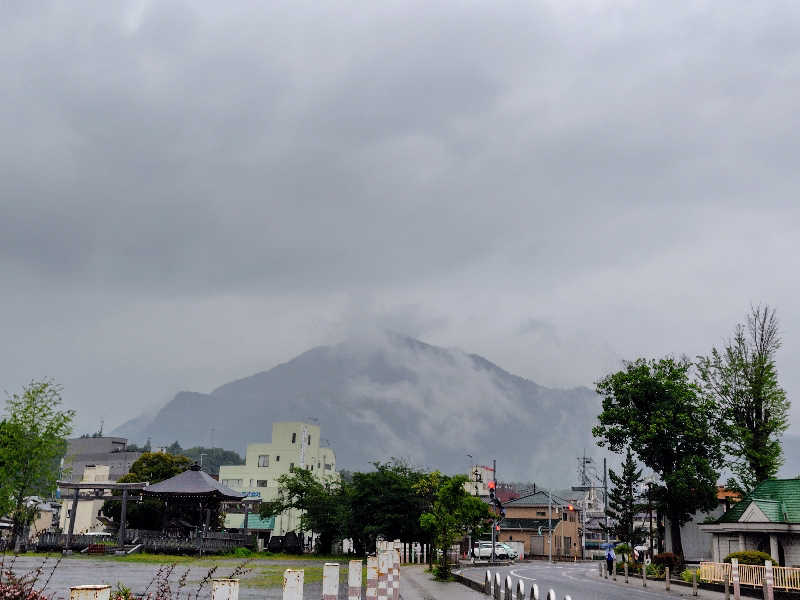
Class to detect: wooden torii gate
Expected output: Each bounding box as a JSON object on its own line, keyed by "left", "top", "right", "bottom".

{"left": 57, "top": 480, "right": 148, "bottom": 551}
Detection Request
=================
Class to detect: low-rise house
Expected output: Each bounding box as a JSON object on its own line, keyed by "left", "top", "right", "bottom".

{"left": 699, "top": 480, "right": 797, "bottom": 566}
{"left": 496, "top": 491, "right": 581, "bottom": 558}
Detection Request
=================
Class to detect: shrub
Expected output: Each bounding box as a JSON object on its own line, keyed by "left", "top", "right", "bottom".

{"left": 646, "top": 563, "right": 665, "bottom": 579}
{"left": 615, "top": 543, "right": 632, "bottom": 561}
{"left": 680, "top": 569, "right": 696, "bottom": 583}
{"left": 653, "top": 552, "right": 682, "bottom": 571}
{"left": 232, "top": 547, "right": 253, "bottom": 557}
{"left": 723, "top": 551, "right": 774, "bottom": 565}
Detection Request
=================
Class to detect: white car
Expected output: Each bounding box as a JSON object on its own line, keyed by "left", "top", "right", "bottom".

{"left": 472, "top": 542, "right": 510, "bottom": 560}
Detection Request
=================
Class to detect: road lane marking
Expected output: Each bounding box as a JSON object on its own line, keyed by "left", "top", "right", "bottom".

{"left": 509, "top": 569, "right": 536, "bottom": 581}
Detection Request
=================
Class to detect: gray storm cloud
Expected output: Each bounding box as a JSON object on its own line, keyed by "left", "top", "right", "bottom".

{"left": 1, "top": 0, "right": 800, "bottom": 445}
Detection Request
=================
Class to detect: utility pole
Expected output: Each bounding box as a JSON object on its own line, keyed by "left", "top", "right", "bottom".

{"left": 491, "top": 459, "right": 496, "bottom": 563}
{"left": 648, "top": 482, "right": 654, "bottom": 560}
{"left": 604, "top": 457, "right": 609, "bottom": 548}
{"left": 548, "top": 487, "right": 552, "bottom": 563}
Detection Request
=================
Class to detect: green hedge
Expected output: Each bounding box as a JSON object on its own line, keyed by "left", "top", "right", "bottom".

{"left": 723, "top": 551, "right": 774, "bottom": 565}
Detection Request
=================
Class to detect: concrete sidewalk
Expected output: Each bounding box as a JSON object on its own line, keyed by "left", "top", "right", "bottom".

{"left": 401, "top": 566, "right": 487, "bottom": 600}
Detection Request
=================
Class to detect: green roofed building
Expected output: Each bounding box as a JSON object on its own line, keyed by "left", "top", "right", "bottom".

{"left": 699, "top": 479, "right": 800, "bottom": 566}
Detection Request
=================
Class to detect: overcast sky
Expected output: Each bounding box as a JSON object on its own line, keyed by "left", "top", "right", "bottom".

{"left": 2, "top": 0, "right": 800, "bottom": 437}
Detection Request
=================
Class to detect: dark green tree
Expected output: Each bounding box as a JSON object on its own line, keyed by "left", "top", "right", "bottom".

{"left": 605, "top": 448, "right": 645, "bottom": 547}
{"left": 176, "top": 446, "right": 244, "bottom": 477}
{"left": 0, "top": 380, "right": 74, "bottom": 550}
{"left": 593, "top": 357, "right": 722, "bottom": 557}
{"left": 348, "top": 461, "right": 428, "bottom": 554}
{"left": 260, "top": 468, "right": 349, "bottom": 554}
{"left": 697, "top": 305, "right": 790, "bottom": 492}
{"left": 419, "top": 473, "right": 491, "bottom": 579}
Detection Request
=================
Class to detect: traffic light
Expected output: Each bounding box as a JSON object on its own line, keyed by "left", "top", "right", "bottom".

{"left": 567, "top": 504, "right": 574, "bottom": 511}
{"left": 488, "top": 480, "right": 496, "bottom": 502}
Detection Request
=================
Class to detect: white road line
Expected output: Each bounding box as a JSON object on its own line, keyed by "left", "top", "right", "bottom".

{"left": 509, "top": 569, "right": 537, "bottom": 581}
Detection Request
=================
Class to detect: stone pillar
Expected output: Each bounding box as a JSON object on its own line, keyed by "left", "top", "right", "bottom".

{"left": 665, "top": 567, "right": 670, "bottom": 591}
{"left": 732, "top": 558, "right": 741, "bottom": 600}
{"left": 70, "top": 586, "right": 110, "bottom": 600}
{"left": 378, "top": 553, "right": 390, "bottom": 600}
{"left": 323, "top": 563, "right": 339, "bottom": 600}
{"left": 612, "top": 559, "right": 617, "bottom": 581}
{"left": 366, "top": 556, "right": 378, "bottom": 600}
{"left": 348, "top": 560, "right": 362, "bottom": 600}
{"left": 769, "top": 535, "right": 779, "bottom": 564}
{"left": 392, "top": 549, "right": 400, "bottom": 600}
{"left": 118, "top": 489, "right": 128, "bottom": 547}
{"left": 624, "top": 562, "right": 629, "bottom": 583}
{"left": 692, "top": 570, "right": 697, "bottom": 596}
{"left": 66, "top": 488, "right": 79, "bottom": 551}
{"left": 211, "top": 579, "right": 239, "bottom": 600}
{"left": 764, "top": 560, "right": 774, "bottom": 600}
{"left": 282, "top": 569, "right": 303, "bottom": 600}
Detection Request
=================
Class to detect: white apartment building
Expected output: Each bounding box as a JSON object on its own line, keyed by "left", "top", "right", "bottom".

{"left": 218, "top": 421, "right": 338, "bottom": 537}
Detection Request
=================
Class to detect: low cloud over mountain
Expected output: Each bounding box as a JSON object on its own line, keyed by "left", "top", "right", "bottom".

{"left": 114, "top": 332, "right": 600, "bottom": 483}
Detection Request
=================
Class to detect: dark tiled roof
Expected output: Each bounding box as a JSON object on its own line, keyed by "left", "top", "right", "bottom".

{"left": 143, "top": 465, "right": 245, "bottom": 500}
{"left": 718, "top": 479, "right": 800, "bottom": 523}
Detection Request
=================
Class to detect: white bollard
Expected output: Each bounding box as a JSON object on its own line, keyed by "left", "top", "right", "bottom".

{"left": 349, "top": 560, "right": 362, "bottom": 600}
{"left": 367, "top": 556, "right": 378, "bottom": 600}
{"left": 392, "top": 549, "right": 400, "bottom": 600}
{"left": 378, "top": 552, "right": 391, "bottom": 600}
{"left": 70, "top": 586, "right": 111, "bottom": 600}
{"left": 516, "top": 579, "right": 525, "bottom": 600}
{"left": 529, "top": 583, "right": 540, "bottom": 600}
{"left": 624, "top": 562, "right": 628, "bottom": 583}
{"left": 494, "top": 573, "right": 502, "bottom": 600}
{"left": 211, "top": 579, "right": 239, "bottom": 600}
{"left": 323, "top": 564, "right": 340, "bottom": 600}
{"left": 546, "top": 589, "right": 556, "bottom": 600}
{"left": 732, "top": 558, "right": 741, "bottom": 600}
{"left": 283, "top": 569, "right": 304, "bottom": 600}
{"left": 504, "top": 575, "right": 513, "bottom": 600}
{"left": 485, "top": 570, "right": 492, "bottom": 595}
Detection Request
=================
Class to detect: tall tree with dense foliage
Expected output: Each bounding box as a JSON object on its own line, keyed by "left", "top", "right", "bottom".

{"left": 593, "top": 357, "right": 722, "bottom": 557}
{"left": 260, "top": 467, "right": 349, "bottom": 554}
{"left": 0, "top": 380, "right": 74, "bottom": 550}
{"left": 697, "top": 305, "right": 789, "bottom": 492}
{"left": 605, "top": 448, "right": 645, "bottom": 547}
{"left": 348, "top": 461, "right": 428, "bottom": 554}
{"left": 163, "top": 442, "right": 244, "bottom": 476}
{"left": 419, "top": 473, "right": 491, "bottom": 579}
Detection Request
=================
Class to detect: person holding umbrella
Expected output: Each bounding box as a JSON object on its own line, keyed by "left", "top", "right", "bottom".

{"left": 605, "top": 545, "right": 616, "bottom": 575}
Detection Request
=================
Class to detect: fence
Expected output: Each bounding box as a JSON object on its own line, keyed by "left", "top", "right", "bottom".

{"left": 37, "top": 530, "right": 255, "bottom": 554}
{"left": 481, "top": 569, "right": 572, "bottom": 600}
{"left": 376, "top": 540, "right": 432, "bottom": 564}
{"left": 699, "top": 561, "right": 800, "bottom": 591}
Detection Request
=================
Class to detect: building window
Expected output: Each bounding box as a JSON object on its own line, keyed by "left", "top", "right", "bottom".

{"left": 291, "top": 433, "right": 296, "bottom": 443}
{"left": 258, "top": 455, "right": 270, "bottom": 467}
{"left": 290, "top": 462, "right": 295, "bottom": 471}
{"left": 222, "top": 479, "right": 242, "bottom": 488}
{"left": 318, "top": 462, "right": 321, "bottom": 469}
{"left": 324, "top": 463, "right": 332, "bottom": 471}
{"left": 308, "top": 435, "right": 311, "bottom": 445}
{"left": 275, "top": 455, "right": 280, "bottom": 462}
{"left": 257, "top": 480, "right": 268, "bottom": 487}
{"left": 537, "top": 511, "right": 545, "bottom": 517}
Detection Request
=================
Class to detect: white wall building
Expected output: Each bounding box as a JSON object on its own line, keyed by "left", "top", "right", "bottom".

{"left": 218, "top": 421, "right": 338, "bottom": 537}
{"left": 58, "top": 465, "right": 113, "bottom": 534}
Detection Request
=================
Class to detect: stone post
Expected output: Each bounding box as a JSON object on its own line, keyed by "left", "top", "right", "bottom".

{"left": 366, "top": 556, "right": 378, "bottom": 600}
{"left": 624, "top": 562, "right": 629, "bottom": 583}
{"left": 764, "top": 560, "right": 774, "bottom": 600}
{"left": 724, "top": 570, "right": 730, "bottom": 600}
{"left": 732, "top": 558, "right": 741, "bottom": 600}
{"left": 282, "top": 570, "right": 303, "bottom": 600}
{"left": 612, "top": 559, "right": 617, "bottom": 581}
{"left": 378, "top": 553, "right": 390, "bottom": 600}
{"left": 392, "top": 549, "right": 400, "bottom": 600}
{"left": 70, "top": 586, "right": 110, "bottom": 600}
{"left": 665, "top": 567, "right": 670, "bottom": 591}
{"left": 211, "top": 579, "right": 239, "bottom": 600}
{"left": 323, "top": 563, "right": 340, "bottom": 600}
{"left": 348, "top": 560, "right": 362, "bottom": 600}
{"left": 643, "top": 564, "right": 647, "bottom": 587}
{"left": 692, "top": 570, "right": 697, "bottom": 596}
